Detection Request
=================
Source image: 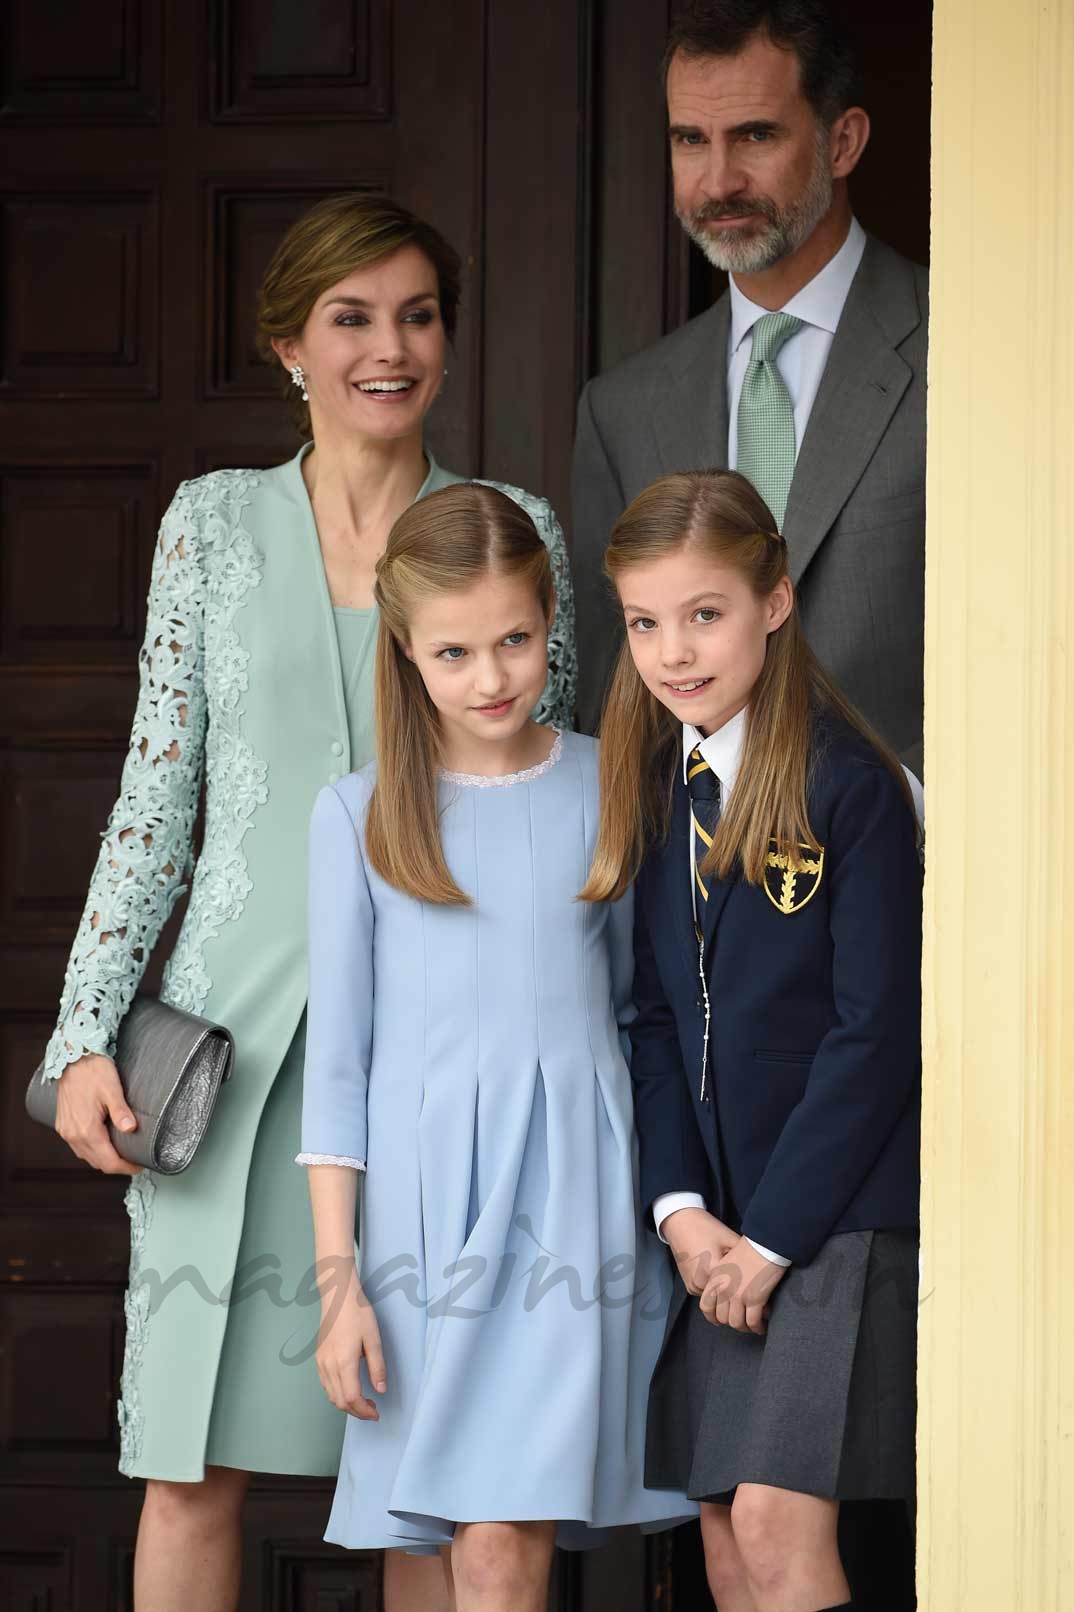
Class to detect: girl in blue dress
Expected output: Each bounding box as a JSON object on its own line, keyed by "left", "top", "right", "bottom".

{"left": 298, "top": 482, "right": 692, "bottom": 1607}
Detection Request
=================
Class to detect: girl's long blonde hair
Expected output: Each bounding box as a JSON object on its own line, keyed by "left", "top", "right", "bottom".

{"left": 366, "top": 483, "right": 554, "bottom": 905}
{"left": 580, "top": 470, "right": 913, "bottom": 903}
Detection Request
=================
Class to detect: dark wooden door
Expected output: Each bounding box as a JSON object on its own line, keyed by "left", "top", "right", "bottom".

{"left": 0, "top": 3, "right": 482, "bottom": 1608}
{"left": 1, "top": 2, "right": 930, "bottom": 1608}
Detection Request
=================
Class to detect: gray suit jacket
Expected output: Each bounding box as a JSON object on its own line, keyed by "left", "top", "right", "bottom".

{"left": 571, "top": 234, "right": 927, "bottom": 775}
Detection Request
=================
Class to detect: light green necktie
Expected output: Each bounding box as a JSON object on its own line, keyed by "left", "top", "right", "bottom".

{"left": 735, "top": 311, "right": 803, "bottom": 530}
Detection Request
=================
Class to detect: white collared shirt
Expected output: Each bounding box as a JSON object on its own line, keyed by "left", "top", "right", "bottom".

{"left": 653, "top": 710, "right": 792, "bottom": 1266}
{"left": 726, "top": 217, "right": 867, "bottom": 469}
{"left": 682, "top": 709, "right": 747, "bottom": 928}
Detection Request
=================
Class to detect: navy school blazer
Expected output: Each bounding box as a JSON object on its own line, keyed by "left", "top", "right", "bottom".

{"left": 630, "top": 716, "right": 922, "bottom": 1268}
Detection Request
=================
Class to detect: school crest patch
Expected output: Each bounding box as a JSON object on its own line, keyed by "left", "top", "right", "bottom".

{"left": 763, "top": 841, "right": 825, "bottom": 914}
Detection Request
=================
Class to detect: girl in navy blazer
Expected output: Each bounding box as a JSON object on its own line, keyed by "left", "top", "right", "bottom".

{"left": 581, "top": 469, "right": 922, "bottom": 1612}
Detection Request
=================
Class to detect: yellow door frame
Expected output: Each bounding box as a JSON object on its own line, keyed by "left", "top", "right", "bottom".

{"left": 920, "top": 3, "right": 1074, "bottom": 1605}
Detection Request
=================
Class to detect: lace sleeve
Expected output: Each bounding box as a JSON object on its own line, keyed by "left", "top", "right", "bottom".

{"left": 471, "top": 478, "right": 577, "bottom": 730}
{"left": 42, "top": 484, "right": 209, "bottom": 1080}
{"left": 529, "top": 497, "right": 577, "bottom": 731}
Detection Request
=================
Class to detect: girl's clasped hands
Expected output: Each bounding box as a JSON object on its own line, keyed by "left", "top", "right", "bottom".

{"left": 662, "top": 1206, "right": 787, "bottom": 1336}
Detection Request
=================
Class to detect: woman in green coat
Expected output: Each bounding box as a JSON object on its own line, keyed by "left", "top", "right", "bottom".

{"left": 44, "top": 193, "right": 575, "bottom": 1612}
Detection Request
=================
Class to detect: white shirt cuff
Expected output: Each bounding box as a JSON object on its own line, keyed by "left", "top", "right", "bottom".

{"left": 653, "top": 1191, "right": 707, "bottom": 1243}
{"left": 744, "top": 1236, "right": 791, "bottom": 1267}
{"left": 902, "top": 763, "right": 925, "bottom": 830}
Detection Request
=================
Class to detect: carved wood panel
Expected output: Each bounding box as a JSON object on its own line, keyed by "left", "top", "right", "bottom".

{"left": 208, "top": 0, "right": 390, "bottom": 123}
{"left": 264, "top": 1535, "right": 380, "bottom": 1610}
{"left": 1, "top": 186, "right": 160, "bottom": 397}
{"left": 0, "top": 0, "right": 162, "bottom": 125}
{"left": 0, "top": 1542, "right": 74, "bottom": 1612}
{"left": 0, "top": 1288, "right": 123, "bottom": 1455}
{"left": 0, "top": 461, "right": 157, "bottom": 661}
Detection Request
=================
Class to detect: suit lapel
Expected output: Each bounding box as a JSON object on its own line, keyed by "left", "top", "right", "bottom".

{"left": 662, "top": 782, "right": 699, "bottom": 977}
{"left": 781, "top": 237, "right": 921, "bottom": 583}
{"left": 652, "top": 296, "right": 731, "bottom": 475}
{"left": 277, "top": 445, "right": 352, "bottom": 765}
{"left": 700, "top": 860, "right": 735, "bottom": 957}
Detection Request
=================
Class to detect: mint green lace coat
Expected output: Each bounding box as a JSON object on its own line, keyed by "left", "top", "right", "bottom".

{"left": 44, "top": 446, "right": 576, "bottom": 1479}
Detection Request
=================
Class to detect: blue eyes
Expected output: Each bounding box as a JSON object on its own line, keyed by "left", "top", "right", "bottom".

{"left": 437, "top": 632, "right": 530, "bottom": 663}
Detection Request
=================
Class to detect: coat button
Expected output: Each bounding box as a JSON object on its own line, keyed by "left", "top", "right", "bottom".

{"left": 330, "top": 741, "right": 344, "bottom": 756}
{"left": 328, "top": 772, "right": 340, "bottom": 785}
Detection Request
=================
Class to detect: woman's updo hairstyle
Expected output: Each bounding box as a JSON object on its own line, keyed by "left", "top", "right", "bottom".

{"left": 255, "top": 192, "right": 462, "bottom": 438}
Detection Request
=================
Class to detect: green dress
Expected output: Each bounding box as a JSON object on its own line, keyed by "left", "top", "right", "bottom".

{"left": 41, "top": 445, "right": 576, "bottom": 1481}
{"left": 205, "top": 606, "right": 377, "bottom": 1473}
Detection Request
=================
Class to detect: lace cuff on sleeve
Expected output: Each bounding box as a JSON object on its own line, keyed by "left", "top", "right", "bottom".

{"left": 42, "top": 485, "right": 208, "bottom": 1080}
{"left": 295, "top": 1152, "right": 368, "bottom": 1171}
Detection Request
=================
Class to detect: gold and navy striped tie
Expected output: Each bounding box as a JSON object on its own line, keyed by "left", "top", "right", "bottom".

{"left": 686, "top": 746, "right": 722, "bottom": 905}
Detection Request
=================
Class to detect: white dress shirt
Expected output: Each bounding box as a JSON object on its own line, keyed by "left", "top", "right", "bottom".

{"left": 726, "top": 217, "right": 867, "bottom": 469}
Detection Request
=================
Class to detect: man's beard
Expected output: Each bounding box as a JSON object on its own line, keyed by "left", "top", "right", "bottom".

{"left": 677, "top": 133, "right": 835, "bottom": 275}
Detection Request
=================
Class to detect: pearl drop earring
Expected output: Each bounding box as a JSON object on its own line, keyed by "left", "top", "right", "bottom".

{"left": 290, "top": 364, "right": 308, "bottom": 402}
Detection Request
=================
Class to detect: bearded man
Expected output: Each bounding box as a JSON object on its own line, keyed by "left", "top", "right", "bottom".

{"left": 571, "top": 0, "right": 927, "bottom": 776}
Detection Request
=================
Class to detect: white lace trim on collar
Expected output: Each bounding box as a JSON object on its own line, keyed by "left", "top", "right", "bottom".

{"left": 439, "top": 729, "right": 564, "bottom": 788}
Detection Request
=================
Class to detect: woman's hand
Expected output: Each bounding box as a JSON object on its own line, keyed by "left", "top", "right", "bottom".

{"left": 54, "top": 1053, "right": 141, "bottom": 1176}
{"left": 699, "top": 1233, "right": 788, "bottom": 1335}
{"left": 315, "top": 1267, "right": 387, "bottom": 1421}
{"left": 661, "top": 1207, "right": 738, "bottom": 1296}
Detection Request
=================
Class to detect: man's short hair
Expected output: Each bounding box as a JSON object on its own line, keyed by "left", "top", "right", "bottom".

{"left": 663, "top": 0, "right": 859, "bottom": 126}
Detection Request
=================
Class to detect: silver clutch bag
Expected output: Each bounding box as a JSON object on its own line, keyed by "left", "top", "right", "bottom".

{"left": 26, "top": 993, "right": 234, "bottom": 1175}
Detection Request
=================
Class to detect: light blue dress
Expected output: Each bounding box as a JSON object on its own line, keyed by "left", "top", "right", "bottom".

{"left": 301, "top": 730, "right": 695, "bottom": 1552}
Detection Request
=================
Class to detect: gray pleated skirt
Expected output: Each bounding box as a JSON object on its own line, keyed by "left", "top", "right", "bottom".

{"left": 645, "top": 1229, "right": 918, "bottom": 1504}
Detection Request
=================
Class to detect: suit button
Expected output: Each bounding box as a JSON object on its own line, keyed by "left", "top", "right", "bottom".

{"left": 328, "top": 771, "right": 340, "bottom": 784}
{"left": 330, "top": 741, "right": 344, "bottom": 756}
